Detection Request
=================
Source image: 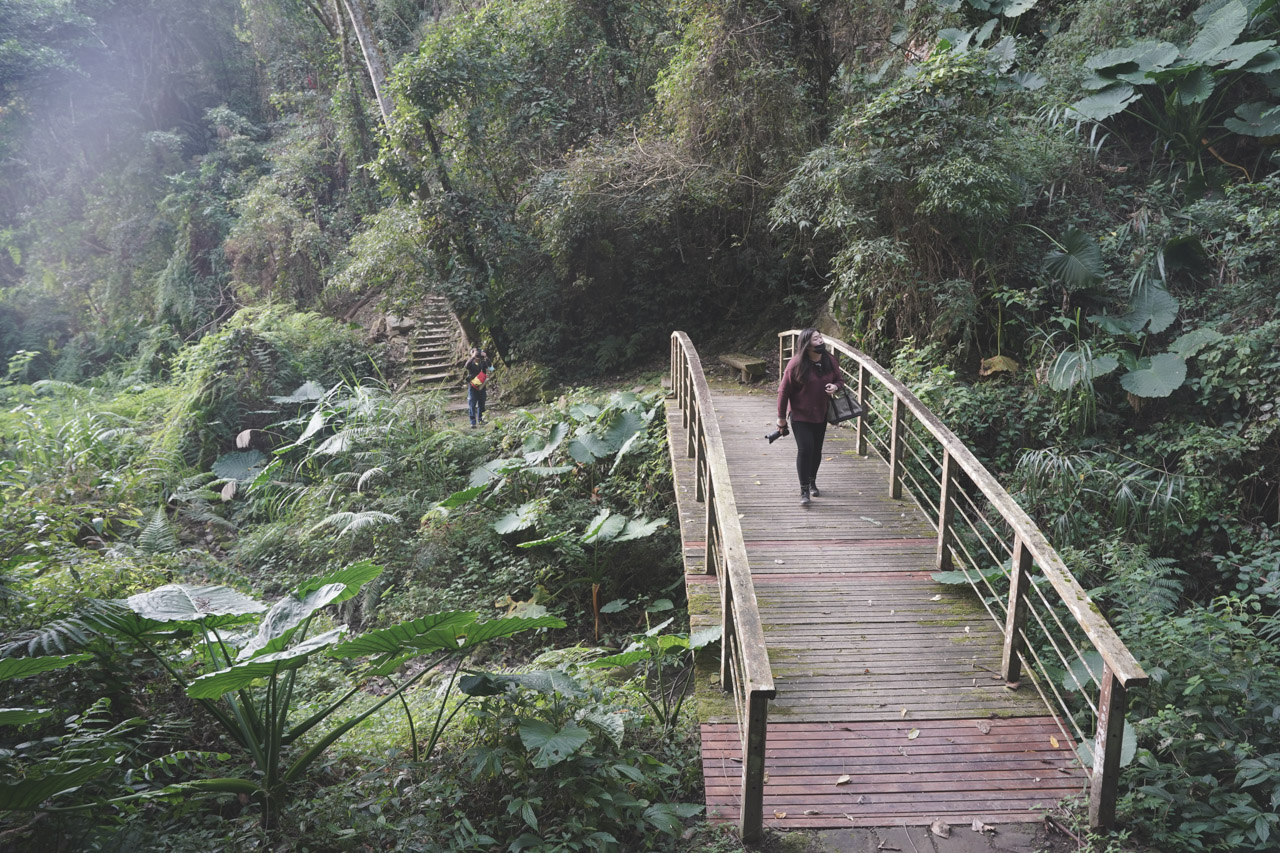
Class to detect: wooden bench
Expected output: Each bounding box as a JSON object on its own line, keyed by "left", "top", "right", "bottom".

{"left": 719, "top": 353, "right": 766, "bottom": 382}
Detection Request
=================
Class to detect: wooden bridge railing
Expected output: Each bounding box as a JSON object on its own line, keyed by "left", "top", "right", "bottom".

{"left": 670, "top": 332, "right": 775, "bottom": 841}
{"left": 779, "top": 331, "right": 1147, "bottom": 829}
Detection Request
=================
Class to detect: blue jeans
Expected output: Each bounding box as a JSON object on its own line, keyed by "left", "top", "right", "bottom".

{"left": 468, "top": 386, "right": 487, "bottom": 424}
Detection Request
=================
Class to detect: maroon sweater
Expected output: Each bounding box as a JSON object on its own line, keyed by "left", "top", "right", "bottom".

{"left": 777, "top": 351, "right": 843, "bottom": 424}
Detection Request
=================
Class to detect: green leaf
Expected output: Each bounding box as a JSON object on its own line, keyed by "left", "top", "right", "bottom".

{"left": 122, "top": 584, "right": 266, "bottom": 626}
{"left": 462, "top": 670, "right": 583, "bottom": 697}
{"left": 689, "top": 625, "right": 723, "bottom": 650}
{"left": 0, "top": 707, "right": 53, "bottom": 725}
{"left": 433, "top": 484, "right": 488, "bottom": 511}
{"left": 494, "top": 501, "right": 542, "bottom": 535}
{"left": 1120, "top": 353, "right": 1188, "bottom": 398}
{"left": 1063, "top": 651, "right": 1103, "bottom": 692}
{"left": 519, "top": 719, "right": 590, "bottom": 767}
{"left": 602, "top": 410, "right": 644, "bottom": 453}
{"left": 293, "top": 561, "right": 383, "bottom": 606}
{"left": 1126, "top": 283, "right": 1179, "bottom": 333}
{"left": 615, "top": 516, "right": 667, "bottom": 542}
{"left": 522, "top": 422, "right": 568, "bottom": 464}
{"left": 1214, "top": 39, "right": 1277, "bottom": 69}
{"left": 455, "top": 615, "right": 565, "bottom": 652}
{"left": 931, "top": 565, "right": 1007, "bottom": 585}
{"left": 186, "top": 627, "right": 348, "bottom": 698}
{"left": 1048, "top": 350, "right": 1119, "bottom": 391}
{"left": 568, "top": 402, "right": 601, "bottom": 421}
{"left": 645, "top": 598, "right": 674, "bottom": 613}
{"left": 583, "top": 712, "right": 625, "bottom": 748}
{"left": 1176, "top": 66, "right": 1214, "bottom": 104}
{"left": 236, "top": 583, "right": 347, "bottom": 661}
{"left": 469, "top": 458, "right": 525, "bottom": 488}
{"left": 0, "top": 762, "right": 113, "bottom": 809}
{"left": 996, "top": 0, "right": 1037, "bottom": 16}
{"left": 1070, "top": 84, "right": 1140, "bottom": 121}
{"left": 1170, "top": 327, "right": 1224, "bottom": 357}
{"left": 599, "top": 598, "right": 629, "bottom": 614}
{"left": 587, "top": 648, "right": 651, "bottom": 668}
{"left": 330, "top": 612, "right": 479, "bottom": 659}
{"left": 581, "top": 509, "right": 626, "bottom": 543}
{"left": 1076, "top": 718, "right": 1137, "bottom": 769}
{"left": 567, "top": 433, "right": 611, "bottom": 463}
{"left": 270, "top": 381, "right": 327, "bottom": 404}
{"left": 1044, "top": 228, "right": 1103, "bottom": 289}
{"left": 1186, "top": 0, "right": 1247, "bottom": 63}
{"left": 212, "top": 450, "right": 266, "bottom": 482}
{"left": 0, "top": 653, "right": 92, "bottom": 682}
{"left": 517, "top": 531, "right": 571, "bottom": 549}
{"left": 1225, "top": 101, "right": 1280, "bottom": 136}
{"left": 643, "top": 802, "right": 703, "bottom": 835}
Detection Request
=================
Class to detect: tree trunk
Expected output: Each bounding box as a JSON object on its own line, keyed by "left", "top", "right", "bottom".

{"left": 338, "top": 0, "right": 394, "bottom": 127}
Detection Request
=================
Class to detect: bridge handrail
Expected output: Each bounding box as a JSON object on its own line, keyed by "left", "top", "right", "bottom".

{"left": 779, "top": 330, "right": 1146, "bottom": 828}
{"left": 670, "top": 332, "right": 774, "bottom": 842}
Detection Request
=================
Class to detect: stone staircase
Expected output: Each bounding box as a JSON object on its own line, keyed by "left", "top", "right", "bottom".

{"left": 407, "top": 295, "right": 465, "bottom": 391}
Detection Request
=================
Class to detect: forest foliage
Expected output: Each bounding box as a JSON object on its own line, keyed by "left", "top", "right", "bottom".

{"left": 2, "top": 0, "right": 1280, "bottom": 849}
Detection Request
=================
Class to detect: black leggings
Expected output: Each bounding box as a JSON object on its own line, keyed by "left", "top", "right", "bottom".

{"left": 791, "top": 420, "right": 827, "bottom": 489}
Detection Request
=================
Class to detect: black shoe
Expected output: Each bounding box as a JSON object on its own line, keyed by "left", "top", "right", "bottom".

{"left": 800, "top": 488, "right": 811, "bottom": 507}
{"left": 809, "top": 482, "right": 820, "bottom": 497}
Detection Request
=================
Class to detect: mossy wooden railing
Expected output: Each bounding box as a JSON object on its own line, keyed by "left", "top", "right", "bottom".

{"left": 670, "top": 331, "right": 776, "bottom": 841}
{"left": 778, "top": 330, "right": 1147, "bottom": 828}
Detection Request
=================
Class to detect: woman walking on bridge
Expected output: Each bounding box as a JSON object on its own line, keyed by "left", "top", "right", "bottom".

{"left": 776, "top": 328, "right": 843, "bottom": 507}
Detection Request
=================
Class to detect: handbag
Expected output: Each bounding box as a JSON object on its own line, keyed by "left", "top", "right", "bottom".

{"left": 469, "top": 370, "right": 487, "bottom": 389}
{"left": 826, "top": 387, "right": 863, "bottom": 424}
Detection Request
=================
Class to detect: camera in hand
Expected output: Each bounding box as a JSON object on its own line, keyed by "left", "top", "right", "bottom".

{"left": 765, "top": 425, "right": 789, "bottom": 443}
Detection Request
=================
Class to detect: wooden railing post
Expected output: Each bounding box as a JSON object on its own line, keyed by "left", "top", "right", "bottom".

{"left": 1001, "top": 537, "right": 1033, "bottom": 684}
{"left": 855, "top": 364, "right": 868, "bottom": 456}
{"left": 936, "top": 450, "right": 956, "bottom": 572}
{"left": 888, "top": 396, "right": 904, "bottom": 499}
{"left": 1089, "top": 666, "right": 1127, "bottom": 828}
{"left": 739, "top": 690, "right": 769, "bottom": 842}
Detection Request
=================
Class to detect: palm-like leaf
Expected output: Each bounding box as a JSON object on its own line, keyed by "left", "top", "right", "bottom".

{"left": 0, "top": 653, "right": 92, "bottom": 681}
{"left": 1044, "top": 228, "right": 1103, "bottom": 289}
{"left": 0, "top": 763, "right": 114, "bottom": 810}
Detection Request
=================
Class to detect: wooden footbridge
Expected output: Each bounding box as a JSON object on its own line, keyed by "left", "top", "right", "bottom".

{"left": 667, "top": 331, "right": 1147, "bottom": 841}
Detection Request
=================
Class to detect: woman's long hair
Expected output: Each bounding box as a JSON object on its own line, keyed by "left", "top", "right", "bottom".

{"left": 795, "top": 328, "right": 833, "bottom": 385}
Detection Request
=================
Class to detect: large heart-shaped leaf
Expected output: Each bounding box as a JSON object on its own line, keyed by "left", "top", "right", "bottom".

{"left": 1126, "top": 283, "right": 1180, "bottom": 333}
{"left": 293, "top": 561, "right": 383, "bottom": 606}
{"left": 460, "top": 669, "right": 583, "bottom": 698}
{"left": 613, "top": 516, "right": 668, "bottom": 542}
{"left": 123, "top": 585, "right": 266, "bottom": 626}
{"left": 1214, "top": 39, "right": 1277, "bottom": 69}
{"left": 1176, "top": 67, "right": 1214, "bottom": 104}
{"left": 0, "top": 654, "right": 92, "bottom": 682}
{"left": 1170, "top": 327, "right": 1224, "bottom": 357}
{"left": 1120, "top": 354, "right": 1188, "bottom": 398}
{"left": 1225, "top": 101, "right": 1280, "bottom": 136}
{"left": 1070, "top": 84, "right": 1140, "bottom": 121}
{"left": 582, "top": 509, "right": 627, "bottom": 543}
{"left": 186, "top": 627, "right": 348, "bottom": 698}
{"left": 494, "top": 501, "right": 543, "bottom": 535}
{"left": 519, "top": 719, "right": 590, "bottom": 767}
{"left": 567, "top": 432, "right": 613, "bottom": 463}
{"left": 455, "top": 615, "right": 565, "bottom": 651}
{"left": 602, "top": 410, "right": 644, "bottom": 453}
{"left": 1048, "top": 349, "right": 1120, "bottom": 391}
{"left": 236, "top": 583, "right": 347, "bottom": 662}
{"left": 523, "top": 422, "right": 568, "bottom": 465}
{"left": 1044, "top": 228, "right": 1103, "bottom": 289}
{"left": 469, "top": 457, "right": 526, "bottom": 488}
{"left": 329, "top": 611, "right": 479, "bottom": 659}
{"left": 1186, "top": 0, "right": 1247, "bottom": 63}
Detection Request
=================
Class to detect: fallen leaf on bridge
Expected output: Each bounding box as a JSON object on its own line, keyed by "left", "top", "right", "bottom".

{"left": 835, "top": 774, "right": 852, "bottom": 785}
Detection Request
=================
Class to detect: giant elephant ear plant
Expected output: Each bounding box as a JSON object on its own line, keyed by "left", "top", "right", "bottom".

{"left": 2, "top": 561, "right": 563, "bottom": 826}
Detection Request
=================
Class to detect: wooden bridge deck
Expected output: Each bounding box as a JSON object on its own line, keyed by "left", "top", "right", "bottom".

{"left": 669, "top": 389, "right": 1087, "bottom": 829}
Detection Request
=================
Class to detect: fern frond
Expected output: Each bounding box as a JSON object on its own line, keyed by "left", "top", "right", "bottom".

{"left": 309, "top": 511, "right": 400, "bottom": 538}
{"left": 138, "top": 508, "right": 180, "bottom": 555}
